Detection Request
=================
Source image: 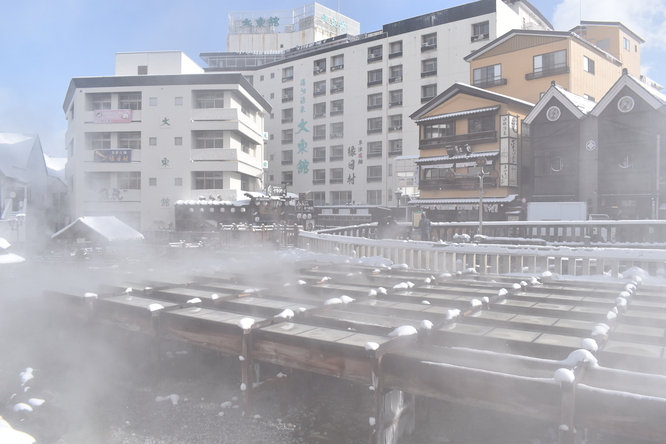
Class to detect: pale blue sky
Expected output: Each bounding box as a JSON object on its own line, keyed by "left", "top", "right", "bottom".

{"left": 1, "top": 0, "right": 664, "bottom": 156}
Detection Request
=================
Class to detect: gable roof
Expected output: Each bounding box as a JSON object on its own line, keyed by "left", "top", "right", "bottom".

{"left": 524, "top": 82, "right": 597, "bottom": 124}
{"left": 0, "top": 134, "right": 42, "bottom": 182}
{"left": 464, "top": 29, "right": 621, "bottom": 66}
{"left": 590, "top": 71, "right": 666, "bottom": 117}
{"left": 571, "top": 21, "right": 645, "bottom": 44}
{"left": 410, "top": 82, "right": 534, "bottom": 121}
{"left": 51, "top": 216, "right": 144, "bottom": 243}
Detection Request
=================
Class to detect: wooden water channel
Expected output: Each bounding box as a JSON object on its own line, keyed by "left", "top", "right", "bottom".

{"left": 42, "top": 260, "right": 666, "bottom": 444}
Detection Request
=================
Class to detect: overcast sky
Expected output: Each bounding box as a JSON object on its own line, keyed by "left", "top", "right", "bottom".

{"left": 1, "top": 0, "right": 664, "bottom": 157}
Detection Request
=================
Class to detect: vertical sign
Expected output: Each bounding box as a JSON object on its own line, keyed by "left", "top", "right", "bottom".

{"left": 499, "top": 114, "right": 519, "bottom": 187}
{"left": 296, "top": 78, "right": 310, "bottom": 178}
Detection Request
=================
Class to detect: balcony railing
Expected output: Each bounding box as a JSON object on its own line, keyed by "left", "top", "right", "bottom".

{"left": 388, "top": 51, "right": 402, "bottom": 59}
{"left": 473, "top": 78, "right": 508, "bottom": 88}
{"left": 526, "top": 66, "right": 570, "bottom": 80}
{"left": 419, "top": 130, "right": 497, "bottom": 149}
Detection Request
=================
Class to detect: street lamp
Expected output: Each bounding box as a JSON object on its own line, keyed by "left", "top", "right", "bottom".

{"left": 477, "top": 159, "right": 490, "bottom": 236}
{"left": 395, "top": 189, "right": 402, "bottom": 210}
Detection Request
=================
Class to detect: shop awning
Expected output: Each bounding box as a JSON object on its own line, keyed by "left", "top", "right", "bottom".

{"left": 415, "top": 150, "right": 499, "bottom": 164}
{"left": 412, "top": 195, "right": 518, "bottom": 211}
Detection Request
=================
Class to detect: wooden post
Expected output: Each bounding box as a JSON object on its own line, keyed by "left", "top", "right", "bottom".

{"left": 241, "top": 331, "right": 254, "bottom": 417}
{"left": 150, "top": 311, "right": 161, "bottom": 391}
{"left": 370, "top": 355, "right": 384, "bottom": 444}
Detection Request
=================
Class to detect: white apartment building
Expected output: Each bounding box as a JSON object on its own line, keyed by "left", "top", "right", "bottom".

{"left": 201, "top": 0, "right": 551, "bottom": 207}
{"left": 63, "top": 51, "right": 272, "bottom": 232}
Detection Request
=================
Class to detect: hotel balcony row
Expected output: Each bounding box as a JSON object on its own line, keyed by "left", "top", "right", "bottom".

{"left": 419, "top": 130, "right": 497, "bottom": 150}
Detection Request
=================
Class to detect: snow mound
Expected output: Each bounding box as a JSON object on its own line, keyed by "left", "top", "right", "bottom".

{"left": 420, "top": 320, "right": 433, "bottom": 330}
{"left": 554, "top": 368, "right": 575, "bottom": 384}
{"left": 615, "top": 297, "right": 627, "bottom": 307}
{"left": 470, "top": 299, "right": 482, "bottom": 307}
{"left": 297, "top": 280, "right": 307, "bottom": 285}
{"left": 393, "top": 282, "right": 409, "bottom": 290}
{"left": 558, "top": 349, "right": 599, "bottom": 369}
{"left": 240, "top": 383, "right": 247, "bottom": 391}
{"left": 340, "top": 295, "right": 355, "bottom": 304}
{"left": 324, "top": 298, "right": 342, "bottom": 306}
{"left": 211, "top": 293, "right": 220, "bottom": 300}
{"left": 369, "top": 417, "right": 376, "bottom": 426}
{"left": 421, "top": 300, "right": 430, "bottom": 305}
{"left": 148, "top": 304, "right": 164, "bottom": 312}
{"left": 377, "top": 287, "right": 387, "bottom": 295}
{"left": 275, "top": 309, "right": 295, "bottom": 319}
{"left": 187, "top": 298, "right": 202, "bottom": 304}
{"left": 13, "top": 403, "right": 33, "bottom": 413}
{"left": 580, "top": 338, "right": 598, "bottom": 352}
{"left": 27, "top": 399, "right": 44, "bottom": 407}
{"left": 237, "top": 318, "right": 255, "bottom": 329}
{"left": 0, "top": 417, "right": 36, "bottom": 444}
{"left": 498, "top": 288, "right": 508, "bottom": 296}
{"left": 364, "top": 342, "right": 379, "bottom": 351}
{"left": 445, "top": 309, "right": 461, "bottom": 320}
{"left": 155, "top": 394, "right": 180, "bottom": 405}
{"left": 84, "top": 292, "right": 97, "bottom": 298}
{"left": 368, "top": 289, "right": 377, "bottom": 297}
{"left": 591, "top": 323, "right": 610, "bottom": 336}
{"left": 388, "top": 325, "right": 418, "bottom": 337}
{"left": 512, "top": 283, "right": 522, "bottom": 290}
{"left": 19, "top": 368, "right": 33, "bottom": 385}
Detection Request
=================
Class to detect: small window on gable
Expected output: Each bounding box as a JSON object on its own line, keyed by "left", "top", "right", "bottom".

{"left": 138, "top": 65, "right": 148, "bottom": 75}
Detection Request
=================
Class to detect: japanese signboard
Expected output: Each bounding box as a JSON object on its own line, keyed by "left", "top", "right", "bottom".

{"left": 94, "top": 149, "right": 131, "bottom": 163}
{"left": 94, "top": 110, "right": 132, "bottom": 124}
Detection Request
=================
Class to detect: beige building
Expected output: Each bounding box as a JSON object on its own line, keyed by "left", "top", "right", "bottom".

{"left": 464, "top": 26, "right": 637, "bottom": 104}
{"left": 409, "top": 83, "right": 534, "bottom": 222}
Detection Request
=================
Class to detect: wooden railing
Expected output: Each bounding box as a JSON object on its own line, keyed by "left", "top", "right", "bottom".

{"left": 300, "top": 224, "right": 666, "bottom": 277}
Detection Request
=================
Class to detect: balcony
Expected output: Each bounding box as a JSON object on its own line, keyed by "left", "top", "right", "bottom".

{"left": 367, "top": 128, "right": 382, "bottom": 135}
{"left": 421, "top": 70, "right": 437, "bottom": 78}
{"left": 282, "top": 76, "right": 293, "bottom": 82}
{"left": 388, "top": 149, "right": 403, "bottom": 156}
{"left": 313, "top": 178, "right": 326, "bottom": 185}
{"left": 367, "top": 54, "right": 383, "bottom": 63}
{"left": 330, "top": 86, "right": 344, "bottom": 94}
{"left": 313, "top": 133, "right": 326, "bottom": 141}
{"left": 330, "top": 133, "right": 344, "bottom": 139}
{"left": 313, "top": 89, "right": 326, "bottom": 97}
{"left": 282, "top": 96, "right": 294, "bottom": 103}
{"left": 389, "top": 51, "right": 402, "bottom": 59}
{"left": 330, "top": 178, "right": 343, "bottom": 184}
{"left": 473, "top": 78, "right": 508, "bottom": 88}
{"left": 367, "top": 80, "right": 382, "bottom": 87}
{"left": 313, "top": 156, "right": 326, "bottom": 163}
{"left": 313, "top": 67, "right": 326, "bottom": 75}
{"left": 313, "top": 112, "right": 326, "bottom": 118}
{"left": 389, "top": 126, "right": 402, "bottom": 132}
{"left": 281, "top": 138, "right": 293, "bottom": 145}
{"left": 330, "top": 108, "right": 343, "bottom": 116}
{"left": 471, "top": 33, "right": 489, "bottom": 42}
{"left": 367, "top": 176, "right": 382, "bottom": 183}
{"left": 330, "top": 155, "right": 343, "bottom": 162}
{"left": 389, "top": 101, "right": 402, "bottom": 107}
{"left": 525, "top": 66, "right": 570, "bottom": 80}
{"left": 421, "top": 43, "right": 437, "bottom": 52}
{"left": 281, "top": 117, "right": 293, "bottom": 123}
{"left": 389, "top": 76, "right": 402, "bottom": 84}
{"left": 368, "top": 151, "right": 382, "bottom": 158}
{"left": 419, "top": 130, "right": 497, "bottom": 149}
{"left": 331, "top": 64, "right": 344, "bottom": 71}
{"left": 367, "top": 104, "right": 382, "bottom": 110}
{"left": 419, "top": 176, "right": 497, "bottom": 190}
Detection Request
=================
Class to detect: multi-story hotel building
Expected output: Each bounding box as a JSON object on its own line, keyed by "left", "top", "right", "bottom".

{"left": 202, "top": 0, "right": 552, "bottom": 207}
{"left": 63, "top": 51, "right": 271, "bottom": 231}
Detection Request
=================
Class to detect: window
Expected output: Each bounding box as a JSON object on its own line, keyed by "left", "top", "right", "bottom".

{"left": 282, "top": 66, "right": 294, "bottom": 82}
{"left": 472, "top": 21, "right": 489, "bottom": 41}
{"left": 282, "top": 150, "right": 294, "bottom": 165}
{"left": 313, "top": 146, "right": 326, "bottom": 162}
{"left": 421, "top": 84, "right": 437, "bottom": 102}
{"left": 367, "top": 190, "right": 382, "bottom": 205}
{"left": 149, "top": 97, "right": 158, "bottom": 106}
{"left": 138, "top": 65, "right": 148, "bottom": 75}
{"left": 330, "top": 145, "right": 344, "bottom": 161}
{"left": 119, "top": 92, "right": 142, "bottom": 110}
{"left": 468, "top": 115, "right": 495, "bottom": 133}
{"left": 260, "top": 75, "right": 264, "bottom": 81}
{"left": 175, "top": 97, "right": 183, "bottom": 106}
{"left": 389, "top": 65, "right": 403, "bottom": 83}
{"left": 331, "top": 190, "right": 351, "bottom": 205}
{"left": 331, "top": 54, "right": 344, "bottom": 70}
{"left": 194, "top": 91, "right": 224, "bottom": 109}
{"left": 389, "top": 139, "right": 402, "bottom": 156}
{"left": 330, "top": 122, "right": 344, "bottom": 139}
{"left": 270, "top": 93, "right": 274, "bottom": 99}
{"left": 91, "top": 93, "right": 111, "bottom": 110}
{"left": 367, "top": 117, "right": 382, "bottom": 134}
{"left": 367, "top": 69, "right": 383, "bottom": 86}
{"left": 241, "top": 174, "right": 251, "bottom": 191}
{"left": 422, "top": 33, "right": 437, "bottom": 50}
{"left": 368, "top": 141, "right": 382, "bottom": 158}
{"left": 149, "top": 178, "right": 157, "bottom": 186}
{"left": 330, "top": 99, "right": 344, "bottom": 115}
{"left": 623, "top": 37, "right": 630, "bottom": 51}
{"left": 271, "top": 73, "right": 275, "bottom": 79}
{"left": 531, "top": 50, "right": 567, "bottom": 78}
{"left": 282, "top": 129, "right": 294, "bottom": 145}
{"left": 281, "top": 171, "right": 293, "bottom": 186}
{"left": 330, "top": 77, "right": 344, "bottom": 93}
{"left": 313, "top": 102, "right": 326, "bottom": 118}
{"left": 314, "top": 124, "right": 326, "bottom": 140}
{"left": 423, "top": 122, "right": 454, "bottom": 139}
{"left": 118, "top": 132, "right": 141, "bottom": 149}
{"left": 388, "top": 115, "right": 402, "bottom": 131}
{"left": 389, "top": 90, "right": 403, "bottom": 106}
{"left": 193, "top": 171, "right": 223, "bottom": 189}
{"left": 175, "top": 178, "right": 182, "bottom": 186}
{"left": 330, "top": 169, "right": 344, "bottom": 184}
{"left": 473, "top": 64, "right": 503, "bottom": 87}
{"left": 175, "top": 137, "right": 182, "bottom": 146}
{"left": 282, "top": 87, "right": 294, "bottom": 102}
{"left": 367, "top": 165, "right": 382, "bottom": 182}
{"left": 245, "top": 75, "right": 253, "bottom": 86}
{"left": 314, "top": 80, "right": 326, "bottom": 96}
{"left": 195, "top": 130, "right": 224, "bottom": 148}
{"left": 368, "top": 45, "right": 382, "bottom": 61}
{"left": 282, "top": 108, "right": 293, "bottom": 123}
{"left": 583, "top": 56, "right": 595, "bottom": 74}
{"left": 421, "top": 59, "right": 437, "bottom": 77}
{"left": 388, "top": 164, "right": 393, "bottom": 177}
{"left": 313, "top": 169, "right": 326, "bottom": 184}
{"left": 367, "top": 93, "right": 383, "bottom": 110}
{"left": 149, "top": 137, "right": 157, "bottom": 146}
{"left": 312, "top": 191, "right": 326, "bottom": 206}
{"left": 118, "top": 172, "right": 141, "bottom": 190}
{"left": 550, "top": 156, "right": 564, "bottom": 172}
{"left": 241, "top": 138, "right": 255, "bottom": 154}
{"left": 314, "top": 59, "right": 326, "bottom": 74}
{"left": 91, "top": 132, "right": 111, "bottom": 149}
{"left": 389, "top": 41, "right": 403, "bottom": 58}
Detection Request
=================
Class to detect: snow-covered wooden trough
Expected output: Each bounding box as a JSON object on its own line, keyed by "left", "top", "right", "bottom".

{"left": 41, "top": 260, "right": 666, "bottom": 444}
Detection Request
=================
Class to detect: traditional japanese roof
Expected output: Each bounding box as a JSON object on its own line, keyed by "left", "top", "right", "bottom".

{"left": 410, "top": 83, "right": 534, "bottom": 121}
{"left": 0, "top": 133, "right": 43, "bottom": 182}
{"left": 51, "top": 216, "right": 144, "bottom": 242}
{"left": 524, "top": 82, "right": 597, "bottom": 124}
{"left": 415, "top": 150, "right": 499, "bottom": 164}
{"left": 590, "top": 71, "right": 666, "bottom": 117}
{"left": 414, "top": 106, "right": 501, "bottom": 123}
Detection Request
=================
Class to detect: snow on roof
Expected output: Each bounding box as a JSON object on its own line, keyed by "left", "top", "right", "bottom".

{"left": 555, "top": 85, "right": 597, "bottom": 114}
{"left": 44, "top": 154, "right": 66, "bottom": 182}
{"left": 51, "top": 216, "right": 144, "bottom": 242}
{"left": 0, "top": 133, "right": 40, "bottom": 182}
{"left": 414, "top": 105, "right": 501, "bottom": 123}
{"left": 524, "top": 83, "right": 596, "bottom": 124}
